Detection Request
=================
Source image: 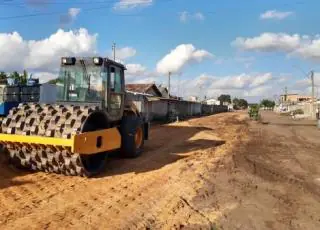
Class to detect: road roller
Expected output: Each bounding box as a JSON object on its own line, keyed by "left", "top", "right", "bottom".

{"left": 0, "top": 57, "right": 149, "bottom": 177}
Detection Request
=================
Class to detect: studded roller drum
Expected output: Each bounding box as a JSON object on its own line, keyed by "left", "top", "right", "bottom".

{"left": 0, "top": 103, "right": 109, "bottom": 177}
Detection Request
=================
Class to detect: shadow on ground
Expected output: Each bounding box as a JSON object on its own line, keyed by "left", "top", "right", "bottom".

{"left": 0, "top": 153, "right": 34, "bottom": 190}
{"left": 0, "top": 124, "right": 226, "bottom": 182}
{"left": 97, "top": 125, "right": 226, "bottom": 178}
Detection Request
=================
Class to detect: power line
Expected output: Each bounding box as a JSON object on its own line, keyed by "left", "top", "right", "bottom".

{"left": 1, "top": 0, "right": 309, "bottom": 22}
{"left": 0, "top": 6, "right": 140, "bottom": 20}
{"left": 292, "top": 64, "right": 310, "bottom": 80}
{"left": 0, "top": 0, "right": 176, "bottom": 21}
{"left": 0, "top": 0, "right": 119, "bottom": 6}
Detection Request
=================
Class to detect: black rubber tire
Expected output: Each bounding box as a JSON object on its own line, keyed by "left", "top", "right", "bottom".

{"left": 120, "top": 115, "right": 144, "bottom": 158}
{"left": 80, "top": 111, "right": 110, "bottom": 177}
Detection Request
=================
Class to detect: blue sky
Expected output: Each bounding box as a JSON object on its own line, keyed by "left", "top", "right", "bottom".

{"left": 0, "top": 0, "right": 320, "bottom": 102}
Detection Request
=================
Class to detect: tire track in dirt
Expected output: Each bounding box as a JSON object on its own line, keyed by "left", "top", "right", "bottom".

{"left": 0, "top": 173, "right": 83, "bottom": 225}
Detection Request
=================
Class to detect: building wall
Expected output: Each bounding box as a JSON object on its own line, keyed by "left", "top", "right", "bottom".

{"left": 150, "top": 100, "right": 168, "bottom": 121}
{"left": 191, "top": 102, "right": 202, "bottom": 115}
{"left": 206, "top": 99, "right": 220, "bottom": 105}
{"left": 126, "top": 91, "right": 228, "bottom": 123}
{"left": 280, "top": 94, "right": 312, "bottom": 103}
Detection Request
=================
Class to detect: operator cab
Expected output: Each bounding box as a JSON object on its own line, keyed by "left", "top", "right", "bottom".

{"left": 56, "top": 57, "right": 126, "bottom": 122}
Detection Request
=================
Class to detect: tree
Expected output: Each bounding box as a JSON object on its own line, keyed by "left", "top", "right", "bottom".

{"left": 218, "top": 94, "right": 231, "bottom": 104}
{"left": 233, "top": 97, "right": 248, "bottom": 109}
{"left": 238, "top": 99, "right": 248, "bottom": 109}
{"left": 0, "top": 72, "right": 7, "bottom": 80}
{"left": 47, "top": 78, "right": 63, "bottom": 85}
{"left": 233, "top": 97, "right": 239, "bottom": 104}
{"left": 10, "top": 71, "right": 20, "bottom": 84}
{"left": 260, "top": 99, "right": 275, "bottom": 108}
{"left": 21, "top": 70, "right": 28, "bottom": 85}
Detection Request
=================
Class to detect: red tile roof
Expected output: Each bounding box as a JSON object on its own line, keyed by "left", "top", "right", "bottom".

{"left": 125, "top": 84, "right": 154, "bottom": 93}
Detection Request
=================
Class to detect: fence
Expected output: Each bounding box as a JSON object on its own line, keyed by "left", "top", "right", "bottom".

{"left": 126, "top": 92, "right": 228, "bottom": 123}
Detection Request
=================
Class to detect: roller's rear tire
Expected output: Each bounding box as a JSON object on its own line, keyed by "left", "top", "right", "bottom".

{"left": 120, "top": 115, "right": 144, "bottom": 158}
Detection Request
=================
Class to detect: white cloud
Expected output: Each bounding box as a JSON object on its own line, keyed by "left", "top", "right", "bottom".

{"left": 232, "top": 33, "right": 320, "bottom": 62}
{"left": 0, "top": 32, "right": 28, "bottom": 71}
{"left": 179, "top": 11, "right": 188, "bottom": 22}
{"left": 126, "top": 63, "right": 147, "bottom": 75}
{"left": 179, "top": 11, "right": 205, "bottom": 22}
{"left": 68, "top": 8, "right": 81, "bottom": 19}
{"left": 32, "top": 72, "right": 58, "bottom": 83}
{"left": 245, "top": 85, "right": 273, "bottom": 97}
{"left": 232, "top": 33, "right": 300, "bottom": 52}
{"left": 60, "top": 8, "right": 81, "bottom": 25}
{"left": 194, "top": 12, "right": 205, "bottom": 21}
{"left": 114, "top": 0, "right": 152, "bottom": 10}
{"left": 294, "top": 73, "right": 320, "bottom": 88}
{"left": 0, "top": 28, "right": 97, "bottom": 72}
{"left": 178, "top": 73, "right": 276, "bottom": 100}
{"left": 260, "top": 10, "right": 293, "bottom": 20}
{"left": 249, "top": 73, "right": 273, "bottom": 88}
{"left": 294, "top": 39, "right": 320, "bottom": 60}
{"left": 115, "top": 47, "right": 137, "bottom": 60}
{"left": 124, "top": 63, "right": 160, "bottom": 83}
{"left": 156, "top": 44, "right": 213, "bottom": 74}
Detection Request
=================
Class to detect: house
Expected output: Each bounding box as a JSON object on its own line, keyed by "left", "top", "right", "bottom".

{"left": 125, "top": 83, "right": 162, "bottom": 97}
{"left": 189, "top": 96, "right": 198, "bottom": 102}
{"left": 280, "top": 93, "right": 312, "bottom": 103}
{"left": 157, "top": 85, "right": 169, "bottom": 98}
{"left": 126, "top": 83, "right": 171, "bottom": 121}
{"left": 205, "top": 98, "right": 220, "bottom": 105}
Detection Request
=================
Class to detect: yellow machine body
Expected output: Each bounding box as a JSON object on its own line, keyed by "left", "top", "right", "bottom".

{"left": 0, "top": 127, "right": 121, "bottom": 155}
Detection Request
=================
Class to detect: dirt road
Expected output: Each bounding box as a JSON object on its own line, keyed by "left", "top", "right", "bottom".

{"left": 0, "top": 111, "right": 320, "bottom": 229}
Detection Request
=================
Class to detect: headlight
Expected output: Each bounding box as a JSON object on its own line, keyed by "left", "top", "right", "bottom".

{"left": 61, "top": 57, "right": 76, "bottom": 65}
{"left": 93, "top": 57, "right": 102, "bottom": 65}
{"left": 93, "top": 57, "right": 99, "bottom": 64}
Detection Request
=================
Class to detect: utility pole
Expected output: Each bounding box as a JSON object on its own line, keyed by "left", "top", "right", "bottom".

{"left": 311, "top": 70, "right": 315, "bottom": 119}
{"left": 168, "top": 72, "right": 171, "bottom": 99}
{"left": 284, "top": 86, "right": 288, "bottom": 102}
{"left": 112, "top": 42, "right": 116, "bottom": 61}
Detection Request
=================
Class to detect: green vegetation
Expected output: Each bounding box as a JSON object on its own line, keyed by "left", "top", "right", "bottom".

{"left": 260, "top": 99, "right": 275, "bottom": 109}
{"left": 248, "top": 104, "right": 260, "bottom": 120}
{"left": 233, "top": 97, "right": 248, "bottom": 110}
{"left": 47, "top": 78, "right": 60, "bottom": 84}
{"left": 0, "top": 72, "right": 7, "bottom": 80}
{"left": 218, "top": 94, "right": 231, "bottom": 104}
{"left": 0, "top": 70, "right": 29, "bottom": 84}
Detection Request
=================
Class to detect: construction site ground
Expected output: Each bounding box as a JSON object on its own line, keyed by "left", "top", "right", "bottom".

{"left": 0, "top": 111, "right": 320, "bottom": 230}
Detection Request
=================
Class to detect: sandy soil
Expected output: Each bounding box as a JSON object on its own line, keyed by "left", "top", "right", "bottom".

{"left": 0, "top": 111, "right": 320, "bottom": 229}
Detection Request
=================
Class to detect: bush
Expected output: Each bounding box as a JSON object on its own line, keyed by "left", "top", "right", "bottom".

{"left": 248, "top": 105, "right": 260, "bottom": 120}
{"left": 293, "top": 109, "right": 304, "bottom": 115}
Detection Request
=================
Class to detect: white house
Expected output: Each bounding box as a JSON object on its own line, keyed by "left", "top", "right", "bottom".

{"left": 205, "top": 98, "right": 220, "bottom": 105}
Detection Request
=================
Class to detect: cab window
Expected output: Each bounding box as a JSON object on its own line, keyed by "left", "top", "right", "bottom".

{"left": 110, "top": 66, "right": 122, "bottom": 93}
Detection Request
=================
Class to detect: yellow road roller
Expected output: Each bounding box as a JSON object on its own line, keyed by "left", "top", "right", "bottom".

{"left": 0, "top": 57, "right": 149, "bottom": 177}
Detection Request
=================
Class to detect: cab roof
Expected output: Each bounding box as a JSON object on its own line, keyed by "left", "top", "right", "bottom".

{"left": 61, "top": 56, "right": 126, "bottom": 70}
